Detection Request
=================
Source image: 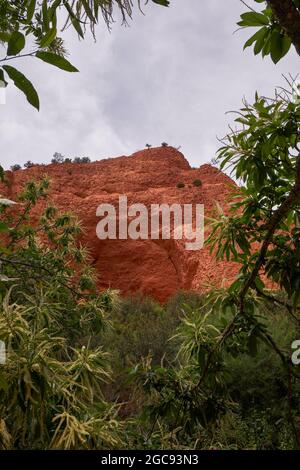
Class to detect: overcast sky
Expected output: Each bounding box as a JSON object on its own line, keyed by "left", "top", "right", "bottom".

{"left": 0, "top": 0, "right": 298, "bottom": 170}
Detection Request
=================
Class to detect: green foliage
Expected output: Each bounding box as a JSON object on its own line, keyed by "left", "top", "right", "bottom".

{"left": 152, "top": 0, "right": 170, "bottom": 6}
{"left": 73, "top": 156, "right": 91, "bottom": 164}
{"left": 0, "top": 177, "right": 123, "bottom": 449}
{"left": 23, "top": 160, "right": 35, "bottom": 168}
{"left": 126, "top": 294, "right": 300, "bottom": 449}
{"left": 0, "top": 0, "right": 170, "bottom": 109}
{"left": 102, "top": 295, "right": 180, "bottom": 370}
{"left": 51, "top": 152, "right": 65, "bottom": 164}
{"left": 210, "top": 86, "right": 300, "bottom": 299}
{"left": 200, "top": 83, "right": 300, "bottom": 447}
{"left": 192, "top": 179, "right": 202, "bottom": 187}
{"left": 35, "top": 51, "right": 78, "bottom": 72}
{"left": 51, "top": 153, "right": 90, "bottom": 164}
{"left": 7, "top": 31, "right": 25, "bottom": 56}
{"left": 238, "top": 1, "right": 292, "bottom": 63}
{"left": 10, "top": 164, "right": 21, "bottom": 171}
{"left": 176, "top": 182, "right": 185, "bottom": 189}
{"left": 1, "top": 0, "right": 300, "bottom": 451}
{"left": 3, "top": 64, "right": 40, "bottom": 110}
{"left": 0, "top": 169, "right": 299, "bottom": 451}
{"left": 114, "top": 85, "right": 300, "bottom": 450}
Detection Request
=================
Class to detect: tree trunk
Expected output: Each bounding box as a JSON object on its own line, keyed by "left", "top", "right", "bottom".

{"left": 267, "top": 0, "right": 300, "bottom": 56}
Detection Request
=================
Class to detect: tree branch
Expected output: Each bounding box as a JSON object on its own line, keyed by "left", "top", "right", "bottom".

{"left": 197, "top": 152, "right": 300, "bottom": 388}
{"left": 0, "top": 51, "right": 37, "bottom": 64}
{"left": 254, "top": 285, "right": 300, "bottom": 322}
{"left": 0, "top": 256, "right": 87, "bottom": 298}
{"left": 239, "top": 152, "right": 300, "bottom": 312}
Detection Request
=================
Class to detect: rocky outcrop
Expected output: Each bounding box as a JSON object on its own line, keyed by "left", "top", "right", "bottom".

{"left": 1, "top": 147, "right": 239, "bottom": 301}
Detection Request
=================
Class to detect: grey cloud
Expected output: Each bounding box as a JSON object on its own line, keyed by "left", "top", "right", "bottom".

{"left": 0, "top": 0, "right": 299, "bottom": 169}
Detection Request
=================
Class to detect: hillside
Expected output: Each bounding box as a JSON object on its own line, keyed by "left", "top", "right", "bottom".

{"left": 1, "top": 147, "right": 238, "bottom": 301}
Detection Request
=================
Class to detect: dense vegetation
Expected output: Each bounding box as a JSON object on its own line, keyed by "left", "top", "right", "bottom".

{"left": 1, "top": 0, "right": 300, "bottom": 451}
{"left": 106, "top": 293, "right": 300, "bottom": 450}
{"left": 0, "top": 177, "right": 300, "bottom": 449}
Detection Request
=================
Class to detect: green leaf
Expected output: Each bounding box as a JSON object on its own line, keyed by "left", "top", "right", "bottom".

{"left": 0, "top": 32, "right": 11, "bottom": 43}
{"left": 238, "top": 11, "right": 269, "bottom": 27}
{"left": 254, "top": 31, "right": 266, "bottom": 55}
{"left": 0, "top": 68, "right": 8, "bottom": 87}
{"left": 27, "top": 0, "right": 36, "bottom": 22}
{"left": 281, "top": 35, "right": 292, "bottom": 59}
{"left": 81, "top": 0, "right": 95, "bottom": 21}
{"left": 42, "top": 0, "right": 50, "bottom": 30}
{"left": 64, "top": 2, "right": 84, "bottom": 38}
{"left": 2, "top": 65, "right": 39, "bottom": 110}
{"left": 36, "top": 51, "right": 79, "bottom": 72}
{"left": 7, "top": 31, "right": 25, "bottom": 56}
{"left": 262, "top": 32, "right": 272, "bottom": 57}
{"left": 49, "top": 0, "right": 62, "bottom": 20}
{"left": 270, "top": 31, "right": 291, "bottom": 64}
{"left": 40, "top": 28, "right": 57, "bottom": 48}
{"left": 254, "top": 276, "right": 265, "bottom": 291}
{"left": 243, "top": 27, "right": 268, "bottom": 50}
{"left": 152, "top": 0, "right": 170, "bottom": 6}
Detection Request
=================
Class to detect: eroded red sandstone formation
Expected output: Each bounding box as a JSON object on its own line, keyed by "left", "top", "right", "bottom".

{"left": 1, "top": 147, "right": 239, "bottom": 301}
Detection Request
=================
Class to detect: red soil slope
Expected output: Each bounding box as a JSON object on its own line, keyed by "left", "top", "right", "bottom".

{"left": 1, "top": 147, "right": 239, "bottom": 302}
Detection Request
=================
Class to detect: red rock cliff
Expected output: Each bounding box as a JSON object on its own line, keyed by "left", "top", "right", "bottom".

{"left": 1, "top": 147, "right": 239, "bottom": 302}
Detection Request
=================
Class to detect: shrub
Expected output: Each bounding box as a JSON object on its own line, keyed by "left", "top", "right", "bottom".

{"left": 64, "top": 157, "right": 72, "bottom": 163}
{"left": 176, "top": 182, "right": 185, "bottom": 189}
{"left": 51, "top": 152, "right": 64, "bottom": 164}
{"left": 129, "top": 293, "right": 300, "bottom": 449}
{"left": 103, "top": 294, "right": 179, "bottom": 368}
{"left": 23, "top": 160, "right": 35, "bottom": 168}
{"left": 10, "top": 164, "right": 21, "bottom": 171}
{"left": 0, "top": 179, "right": 123, "bottom": 449}
{"left": 98, "top": 294, "right": 182, "bottom": 422}
{"left": 73, "top": 156, "right": 91, "bottom": 164}
{"left": 161, "top": 142, "right": 168, "bottom": 147}
{"left": 193, "top": 179, "right": 202, "bottom": 187}
{"left": 166, "top": 290, "right": 205, "bottom": 317}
